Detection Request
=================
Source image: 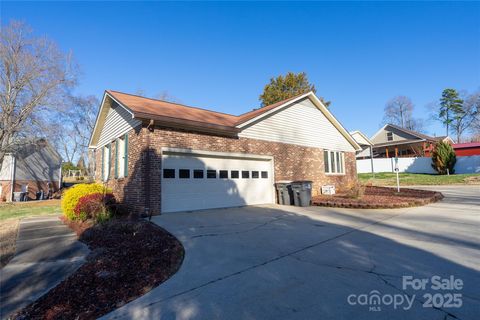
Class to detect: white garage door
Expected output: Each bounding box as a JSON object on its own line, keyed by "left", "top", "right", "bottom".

{"left": 161, "top": 150, "right": 275, "bottom": 213}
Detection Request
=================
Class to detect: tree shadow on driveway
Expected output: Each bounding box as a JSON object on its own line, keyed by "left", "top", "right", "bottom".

{"left": 103, "top": 205, "right": 480, "bottom": 320}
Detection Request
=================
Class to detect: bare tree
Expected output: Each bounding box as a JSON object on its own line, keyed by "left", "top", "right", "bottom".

{"left": 382, "top": 96, "right": 424, "bottom": 131}
{"left": 0, "top": 20, "right": 77, "bottom": 160}
{"left": 155, "top": 90, "right": 180, "bottom": 103}
{"left": 47, "top": 94, "right": 99, "bottom": 164}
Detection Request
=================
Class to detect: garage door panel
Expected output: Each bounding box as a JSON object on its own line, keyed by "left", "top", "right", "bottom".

{"left": 161, "top": 152, "right": 274, "bottom": 213}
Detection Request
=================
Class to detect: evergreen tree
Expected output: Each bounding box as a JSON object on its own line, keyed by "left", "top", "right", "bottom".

{"left": 439, "top": 89, "right": 463, "bottom": 136}
{"left": 431, "top": 141, "right": 456, "bottom": 175}
{"left": 259, "top": 72, "right": 330, "bottom": 107}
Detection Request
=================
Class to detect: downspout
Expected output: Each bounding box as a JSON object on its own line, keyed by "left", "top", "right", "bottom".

{"left": 145, "top": 120, "right": 155, "bottom": 219}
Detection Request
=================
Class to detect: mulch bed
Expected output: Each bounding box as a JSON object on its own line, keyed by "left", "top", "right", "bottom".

{"left": 312, "top": 186, "right": 443, "bottom": 209}
{"left": 13, "top": 218, "right": 184, "bottom": 320}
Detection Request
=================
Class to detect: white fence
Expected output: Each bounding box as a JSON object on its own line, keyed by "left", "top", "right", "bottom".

{"left": 357, "top": 156, "right": 480, "bottom": 174}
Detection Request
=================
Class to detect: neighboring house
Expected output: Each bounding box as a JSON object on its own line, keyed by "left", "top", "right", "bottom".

{"left": 370, "top": 124, "right": 453, "bottom": 158}
{"left": 0, "top": 139, "right": 62, "bottom": 202}
{"left": 88, "top": 90, "right": 360, "bottom": 215}
{"left": 350, "top": 130, "right": 373, "bottom": 159}
{"left": 453, "top": 142, "right": 480, "bottom": 156}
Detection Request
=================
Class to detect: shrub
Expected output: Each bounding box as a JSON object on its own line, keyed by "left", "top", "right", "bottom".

{"left": 347, "top": 181, "right": 365, "bottom": 199}
{"left": 73, "top": 193, "right": 115, "bottom": 222}
{"left": 62, "top": 183, "right": 110, "bottom": 220}
{"left": 431, "top": 141, "right": 456, "bottom": 175}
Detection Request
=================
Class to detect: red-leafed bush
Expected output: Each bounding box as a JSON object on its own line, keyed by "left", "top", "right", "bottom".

{"left": 73, "top": 193, "right": 116, "bottom": 222}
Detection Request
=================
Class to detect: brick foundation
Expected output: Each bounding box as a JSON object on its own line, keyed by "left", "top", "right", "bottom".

{"left": 96, "top": 125, "right": 357, "bottom": 215}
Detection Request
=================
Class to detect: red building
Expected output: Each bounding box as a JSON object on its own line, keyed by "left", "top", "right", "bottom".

{"left": 453, "top": 142, "right": 480, "bottom": 156}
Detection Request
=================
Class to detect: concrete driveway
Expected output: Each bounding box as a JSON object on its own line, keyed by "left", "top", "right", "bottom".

{"left": 104, "top": 185, "right": 480, "bottom": 320}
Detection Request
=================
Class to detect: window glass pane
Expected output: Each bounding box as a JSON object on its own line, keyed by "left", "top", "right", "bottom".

{"left": 324, "top": 150, "right": 330, "bottom": 173}
{"left": 242, "top": 171, "right": 249, "bottom": 178}
{"left": 163, "top": 169, "right": 175, "bottom": 178}
{"left": 387, "top": 132, "right": 393, "bottom": 141}
{"left": 252, "top": 171, "right": 259, "bottom": 178}
{"left": 179, "top": 169, "right": 190, "bottom": 178}
{"left": 231, "top": 170, "right": 239, "bottom": 179}
{"left": 341, "top": 153, "right": 345, "bottom": 173}
{"left": 330, "top": 152, "right": 336, "bottom": 173}
{"left": 336, "top": 152, "right": 341, "bottom": 173}
{"left": 219, "top": 170, "right": 228, "bottom": 179}
{"left": 193, "top": 170, "right": 204, "bottom": 179}
{"left": 261, "top": 171, "right": 268, "bottom": 179}
{"left": 207, "top": 170, "right": 216, "bottom": 178}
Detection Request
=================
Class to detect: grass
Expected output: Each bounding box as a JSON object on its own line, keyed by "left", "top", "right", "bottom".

{"left": 0, "top": 199, "right": 62, "bottom": 221}
{"left": 358, "top": 172, "right": 480, "bottom": 186}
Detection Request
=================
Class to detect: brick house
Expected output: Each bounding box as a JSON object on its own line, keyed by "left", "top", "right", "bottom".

{"left": 88, "top": 90, "right": 360, "bottom": 215}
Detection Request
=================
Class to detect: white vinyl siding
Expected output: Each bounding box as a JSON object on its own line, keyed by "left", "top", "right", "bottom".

{"left": 238, "top": 99, "right": 355, "bottom": 152}
{"left": 97, "top": 103, "right": 141, "bottom": 149}
{"left": 324, "top": 150, "right": 345, "bottom": 174}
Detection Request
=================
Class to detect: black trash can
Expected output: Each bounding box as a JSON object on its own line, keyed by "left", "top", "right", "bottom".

{"left": 291, "top": 181, "right": 313, "bottom": 207}
{"left": 36, "top": 190, "right": 44, "bottom": 200}
{"left": 275, "top": 181, "right": 294, "bottom": 205}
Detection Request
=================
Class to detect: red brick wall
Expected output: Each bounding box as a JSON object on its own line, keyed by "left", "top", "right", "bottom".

{"left": 96, "top": 125, "right": 357, "bottom": 215}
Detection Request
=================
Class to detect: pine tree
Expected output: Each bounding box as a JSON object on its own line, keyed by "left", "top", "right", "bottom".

{"left": 439, "top": 89, "right": 464, "bottom": 136}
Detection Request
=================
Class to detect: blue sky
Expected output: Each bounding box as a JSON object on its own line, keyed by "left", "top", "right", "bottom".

{"left": 2, "top": 1, "right": 479, "bottom": 137}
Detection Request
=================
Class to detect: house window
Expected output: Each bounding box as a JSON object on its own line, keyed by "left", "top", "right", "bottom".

{"left": 115, "top": 134, "right": 128, "bottom": 178}
{"left": 219, "top": 170, "right": 228, "bottom": 179}
{"left": 386, "top": 132, "right": 393, "bottom": 141}
{"left": 242, "top": 171, "right": 250, "bottom": 179}
{"left": 193, "top": 170, "right": 204, "bottom": 179}
{"left": 324, "top": 150, "right": 345, "bottom": 174}
{"left": 207, "top": 170, "right": 217, "bottom": 179}
{"left": 261, "top": 171, "right": 268, "bottom": 179}
{"left": 163, "top": 169, "right": 175, "bottom": 178}
{"left": 252, "top": 171, "right": 259, "bottom": 179}
{"left": 102, "top": 144, "right": 110, "bottom": 181}
{"left": 231, "top": 170, "right": 239, "bottom": 179}
{"left": 179, "top": 169, "right": 190, "bottom": 179}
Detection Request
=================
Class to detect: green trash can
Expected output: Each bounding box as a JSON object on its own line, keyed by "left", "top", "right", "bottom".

{"left": 275, "top": 181, "right": 293, "bottom": 205}
{"left": 291, "top": 181, "right": 313, "bottom": 207}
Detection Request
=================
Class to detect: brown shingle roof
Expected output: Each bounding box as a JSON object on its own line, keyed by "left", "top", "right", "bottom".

{"left": 106, "top": 90, "right": 307, "bottom": 129}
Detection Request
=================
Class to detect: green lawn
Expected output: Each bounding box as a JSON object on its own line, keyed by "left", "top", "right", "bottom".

{"left": 0, "top": 200, "right": 62, "bottom": 221}
{"left": 358, "top": 172, "right": 480, "bottom": 186}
